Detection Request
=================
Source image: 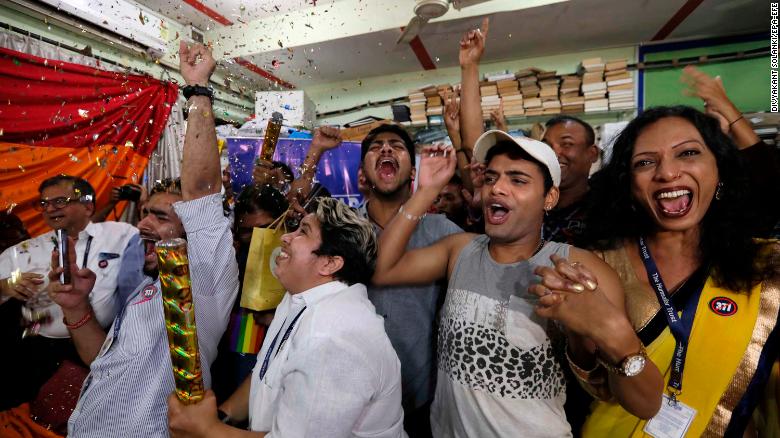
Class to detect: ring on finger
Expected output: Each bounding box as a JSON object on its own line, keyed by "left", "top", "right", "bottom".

{"left": 570, "top": 262, "right": 582, "bottom": 269}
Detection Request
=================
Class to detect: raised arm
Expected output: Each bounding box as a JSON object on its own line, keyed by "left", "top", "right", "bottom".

{"left": 288, "top": 126, "right": 342, "bottom": 203}
{"left": 681, "top": 65, "right": 760, "bottom": 149}
{"left": 531, "top": 249, "right": 664, "bottom": 419}
{"left": 179, "top": 42, "right": 220, "bottom": 201}
{"left": 459, "top": 18, "right": 489, "bottom": 152}
{"left": 441, "top": 87, "right": 474, "bottom": 192}
{"left": 372, "top": 145, "right": 473, "bottom": 286}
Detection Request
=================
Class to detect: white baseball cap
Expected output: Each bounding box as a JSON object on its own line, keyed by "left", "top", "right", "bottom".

{"left": 473, "top": 130, "right": 561, "bottom": 187}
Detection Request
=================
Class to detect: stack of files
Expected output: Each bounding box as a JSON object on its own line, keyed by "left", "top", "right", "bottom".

{"left": 480, "top": 83, "right": 501, "bottom": 120}
{"left": 485, "top": 70, "right": 516, "bottom": 82}
{"left": 746, "top": 112, "right": 780, "bottom": 146}
{"left": 559, "top": 75, "right": 583, "bottom": 113}
{"left": 496, "top": 79, "right": 524, "bottom": 117}
{"left": 539, "top": 75, "right": 561, "bottom": 115}
{"left": 426, "top": 95, "right": 443, "bottom": 116}
{"left": 519, "top": 74, "right": 540, "bottom": 98}
{"left": 579, "top": 57, "right": 607, "bottom": 112}
{"left": 408, "top": 89, "right": 428, "bottom": 126}
{"left": 605, "top": 59, "right": 634, "bottom": 110}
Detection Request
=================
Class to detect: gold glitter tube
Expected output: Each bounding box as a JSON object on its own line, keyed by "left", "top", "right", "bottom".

{"left": 155, "top": 238, "right": 204, "bottom": 404}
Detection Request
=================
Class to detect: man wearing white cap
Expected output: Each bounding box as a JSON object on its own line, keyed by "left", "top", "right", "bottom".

{"left": 373, "top": 131, "right": 662, "bottom": 437}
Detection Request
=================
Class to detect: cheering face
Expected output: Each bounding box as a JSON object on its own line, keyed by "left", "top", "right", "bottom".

{"left": 481, "top": 154, "right": 557, "bottom": 244}
{"left": 433, "top": 183, "right": 466, "bottom": 223}
{"left": 362, "top": 132, "right": 415, "bottom": 196}
{"left": 137, "top": 192, "right": 185, "bottom": 274}
{"left": 630, "top": 117, "right": 719, "bottom": 233}
{"left": 275, "top": 214, "right": 328, "bottom": 294}
{"left": 39, "top": 182, "right": 93, "bottom": 231}
{"left": 542, "top": 121, "right": 597, "bottom": 191}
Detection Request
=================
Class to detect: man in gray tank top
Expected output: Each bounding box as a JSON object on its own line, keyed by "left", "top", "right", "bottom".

{"left": 373, "top": 131, "right": 663, "bottom": 437}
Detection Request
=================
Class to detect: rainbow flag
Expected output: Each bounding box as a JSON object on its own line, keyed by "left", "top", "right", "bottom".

{"left": 227, "top": 308, "right": 268, "bottom": 354}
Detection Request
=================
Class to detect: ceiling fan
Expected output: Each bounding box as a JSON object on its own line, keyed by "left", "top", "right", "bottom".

{"left": 396, "top": 0, "right": 492, "bottom": 45}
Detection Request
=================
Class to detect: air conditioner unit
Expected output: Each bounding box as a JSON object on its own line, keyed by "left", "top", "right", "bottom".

{"left": 184, "top": 25, "right": 205, "bottom": 44}
{"left": 36, "top": 0, "right": 170, "bottom": 53}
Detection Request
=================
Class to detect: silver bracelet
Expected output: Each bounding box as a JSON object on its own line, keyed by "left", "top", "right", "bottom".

{"left": 399, "top": 204, "right": 426, "bottom": 221}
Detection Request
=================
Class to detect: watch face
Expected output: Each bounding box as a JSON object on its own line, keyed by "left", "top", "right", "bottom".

{"left": 623, "top": 355, "right": 646, "bottom": 377}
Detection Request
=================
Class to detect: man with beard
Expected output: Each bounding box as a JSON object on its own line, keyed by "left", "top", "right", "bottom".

{"left": 359, "top": 124, "right": 461, "bottom": 437}
{"left": 48, "top": 41, "right": 239, "bottom": 437}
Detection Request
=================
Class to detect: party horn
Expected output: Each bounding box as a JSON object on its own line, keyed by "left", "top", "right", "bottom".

{"left": 155, "top": 238, "right": 204, "bottom": 404}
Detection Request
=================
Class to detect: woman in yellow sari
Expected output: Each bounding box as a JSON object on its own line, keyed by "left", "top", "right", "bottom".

{"left": 554, "top": 105, "right": 780, "bottom": 437}
{"left": 534, "top": 103, "right": 779, "bottom": 437}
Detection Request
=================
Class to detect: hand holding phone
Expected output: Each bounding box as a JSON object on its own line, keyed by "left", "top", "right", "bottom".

{"left": 57, "top": 229, "right": 71, "bottom": 285}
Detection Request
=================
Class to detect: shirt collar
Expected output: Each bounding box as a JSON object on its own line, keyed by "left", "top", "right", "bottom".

{"left": 291, "top": 281, "right": 349, "bottom": 308}
{"left": 82, "top": 221, "right": 98, "bottom": 239}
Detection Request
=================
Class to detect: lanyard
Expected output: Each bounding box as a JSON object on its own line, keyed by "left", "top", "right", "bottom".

{"left": 258, "top": 306, "right": 307, "bottom": 381}
{"left": 638, "top": 237, "right": 703, "bottom": 404}
{"left": 82, "top": 235, "right": 93, "bottom": 269}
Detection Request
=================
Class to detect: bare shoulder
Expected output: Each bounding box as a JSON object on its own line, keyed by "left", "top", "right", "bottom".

{"left": 445, "top": 232, "right": 480, "bottom": 275}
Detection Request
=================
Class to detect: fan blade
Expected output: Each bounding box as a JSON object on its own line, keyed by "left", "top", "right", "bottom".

{"left": 397, "top": 15, "right": 429, "bottom": 45}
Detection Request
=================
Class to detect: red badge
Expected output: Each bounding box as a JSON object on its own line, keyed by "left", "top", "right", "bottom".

{"left": 709, "top": 297, "right": 737, "bottom": 316}
{"left": 132, "top": 285, "right": 158, "bottom": 305}
{"left": 99, "top": 260, "right": 108, "bottom": 268}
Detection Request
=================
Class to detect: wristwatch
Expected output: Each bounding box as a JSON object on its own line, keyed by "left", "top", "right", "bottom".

{"left": 181, "top": 84, "right": 214, "bottom": 103}
{"left": 597, "top": 344, "right": 647, "bottom": 377}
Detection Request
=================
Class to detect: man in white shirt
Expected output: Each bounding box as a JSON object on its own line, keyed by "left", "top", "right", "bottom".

{"left": 167, "top": 196, "right": 406, "bottom": 438}
{"left": 0, "top": 175, "right": 141, "bottom": 409}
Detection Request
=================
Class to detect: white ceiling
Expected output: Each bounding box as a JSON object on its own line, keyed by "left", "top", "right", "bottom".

{"left": 134, "top": 0, "right": 769, "bottom": 90}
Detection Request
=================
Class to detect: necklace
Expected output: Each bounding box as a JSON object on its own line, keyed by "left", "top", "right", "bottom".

{"left": 531, "top": 238, "right": 547, "bottom": 257}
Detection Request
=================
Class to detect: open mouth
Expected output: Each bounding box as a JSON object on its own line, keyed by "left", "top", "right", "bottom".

{"left": 654, "top": 188, "right": 693, "bottom": 218}
{"left": 485, "top": 199, "right": 511, "bottom": 225}
{"left": 276, "top": 248, "right": 290, "bottom": 263}
{"left": 376, "top": 158, "right": 398, "bottom": 180}
{"left": 141, "top": 237, "right": 158, "bottom": 263}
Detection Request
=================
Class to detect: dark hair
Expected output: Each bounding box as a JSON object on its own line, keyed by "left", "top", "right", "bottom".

{"left": 360, "top": 124, "right": 416, "bottom": 166}
{"left": 582, "top": 106, "right": 769, "bottom": 291}
{"left": 545, "top": 115, "right": 596, "bottom": 147}
{"left": 485, "top": 141, "right": 553, "bottom": 194}
{"left": 448, "top": 174, "right": 463, "bottom": 187}
{"left": 39, "top": 175, "right": 95, "bottom": 207}
{"left": 312, "top": 197, "right": 377, "bottom": 286}
{"left": 150, "top": 178, "right": 182, "bottom": 197}
{"left": 235, "top": 184, "right": 288, "bottom": 220}
{"left": 271, "top": 161, "right": 295, "bottom": 182}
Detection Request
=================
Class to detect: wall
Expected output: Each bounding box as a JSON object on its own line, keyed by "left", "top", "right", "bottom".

{"left": 307, "top": 45, "right": 637, "bottom": 127}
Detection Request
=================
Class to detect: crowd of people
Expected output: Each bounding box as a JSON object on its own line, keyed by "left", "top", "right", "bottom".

{"left": 0, "top": 17, "right": 779, "bottom": 438}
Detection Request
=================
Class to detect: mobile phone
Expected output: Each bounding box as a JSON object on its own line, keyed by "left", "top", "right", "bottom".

{"left": 57, "top": 229, "right": 71, "bottom": 284}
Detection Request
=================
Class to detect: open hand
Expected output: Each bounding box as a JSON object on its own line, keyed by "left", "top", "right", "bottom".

{"left": 459, "top": 18, "right": 489, "bottom": 67}
{"left": 440, "top": 87, "right": 461, "bottom": 134}
{"left": 417, "top": 144, "right": 457, "bottom": 192}
{"left": 681, "top": 66, "right": 741, "bottom": 132}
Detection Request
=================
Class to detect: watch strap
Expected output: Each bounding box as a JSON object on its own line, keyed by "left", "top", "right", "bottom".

{"left": 597, "top": 343, "right": 647, "bottom": 376}
{"left": 182, "top": 85, "right": 214, "bottom": 102}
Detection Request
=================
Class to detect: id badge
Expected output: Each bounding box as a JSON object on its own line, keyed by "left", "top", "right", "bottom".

{"left": 644, "top": 394, "right": 697, "bottom": 438}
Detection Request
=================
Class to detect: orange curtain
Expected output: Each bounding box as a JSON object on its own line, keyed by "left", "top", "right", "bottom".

{"left": 0, "top": 143, "right": 147, "bottom": 236}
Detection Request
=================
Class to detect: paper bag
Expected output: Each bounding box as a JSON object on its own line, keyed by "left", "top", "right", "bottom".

{"left": 240, "top": 214, "right": 287, "bottom": 311}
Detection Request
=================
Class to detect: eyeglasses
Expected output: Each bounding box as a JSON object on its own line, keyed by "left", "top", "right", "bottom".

{"left": 33, "top": 196, "right": 83, "bottom": 212}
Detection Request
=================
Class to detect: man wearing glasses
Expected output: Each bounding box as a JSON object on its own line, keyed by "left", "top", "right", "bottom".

{"left": 0, "top": 175, "right": 142, "bottom": 413}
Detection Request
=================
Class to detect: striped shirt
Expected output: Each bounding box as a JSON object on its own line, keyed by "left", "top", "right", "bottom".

{"left": 67, "top": 193, "right": 239, "bottom": 437}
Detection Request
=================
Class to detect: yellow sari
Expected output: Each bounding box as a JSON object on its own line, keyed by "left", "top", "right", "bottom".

{"left": 583, "top": 247, "right": 780, "bottom": 437}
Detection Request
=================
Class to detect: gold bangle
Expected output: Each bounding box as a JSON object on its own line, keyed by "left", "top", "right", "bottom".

{"left": 398, "top": 205, "right": 426, "bottom": 221}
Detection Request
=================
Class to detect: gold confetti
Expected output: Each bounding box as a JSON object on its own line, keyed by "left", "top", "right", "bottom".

{"left": 78, "top": 109, "right": 89, "bottom": 118}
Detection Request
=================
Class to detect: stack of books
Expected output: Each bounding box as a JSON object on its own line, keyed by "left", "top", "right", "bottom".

{"left": 605, "top": 59, "right": 634, "bottom": 110}
{"left": 517, "top": 68, "right": 542, "bottom": 116}
{"left": 559, "top": 75, "right": 584, "bottom": 113}
{"left": 421, "top": 85, "right": 442, "bottom": 125}
{"left": 579, "top": 57, "right": 608, "bottom": 113}
{"left": 538, "top": 72, "right": 561, "bottom": 115}
{"left": 485, "top": 70, "right": 516, "bottom": 82}
{"left": 480, "top": 83, "right": 501, "bottom": 120}
{"left": 496, "top": 78, "right": 524, "bottom": 117}
{"left": 408, "top": 89, "right": 427, "bottom": 126}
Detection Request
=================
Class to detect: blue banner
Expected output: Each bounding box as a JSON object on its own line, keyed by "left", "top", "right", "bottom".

{"left": 227, "top": 137, "right": 364, "bottom": 208}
